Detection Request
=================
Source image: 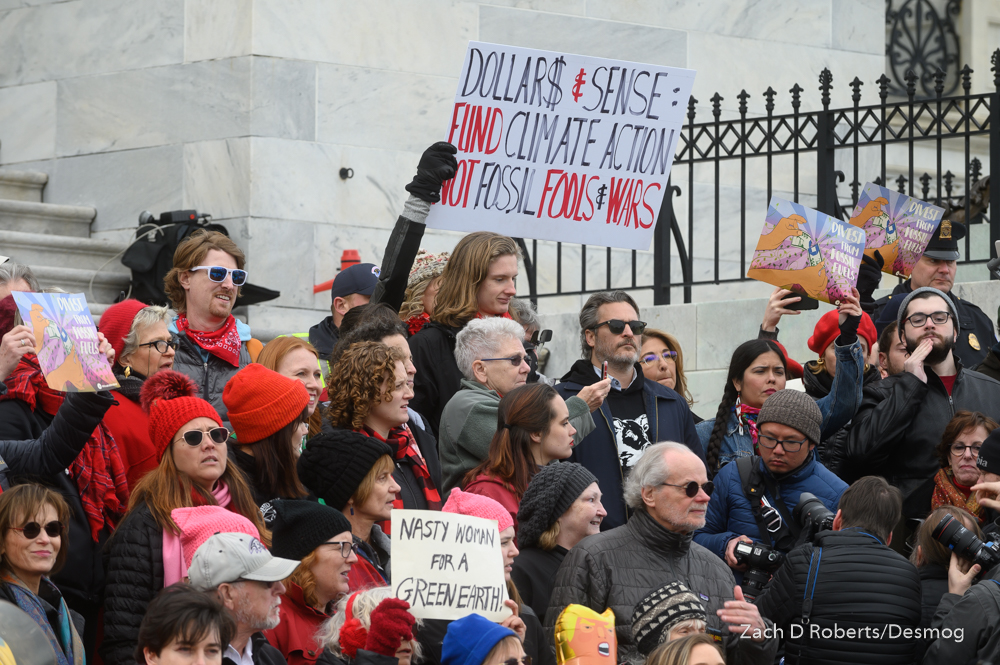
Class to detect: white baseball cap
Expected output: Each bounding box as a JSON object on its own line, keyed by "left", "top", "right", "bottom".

{"left": 188, "top": 532, "right": 300, "bottom": 591}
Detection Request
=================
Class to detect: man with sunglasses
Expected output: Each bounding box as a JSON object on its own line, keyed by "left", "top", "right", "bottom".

{"left": 694, "top": 390, "right": 846, "bottom": 578}
{"left": 555, "top": 291, "right": 702, "bottom": 531}
{"left": 189, "top": 532, "right": 300, "bottom": 665}
{"left": 837, "top": 287, "right": 1000, "bottom": 524}
{"left": 163, "top": 230, "right": 253, "bottom": 421}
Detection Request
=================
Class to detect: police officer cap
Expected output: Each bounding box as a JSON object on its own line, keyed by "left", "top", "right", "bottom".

{"left": 922, "top": 218, "right": 967, "bottom": 261}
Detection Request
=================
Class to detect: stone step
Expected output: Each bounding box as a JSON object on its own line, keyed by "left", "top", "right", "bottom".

{"left": 31, "top": 265, "right": 132, "bottom": 307}
{"left": 0, "top": 171, "right": 47, "bottom": 203}
{"left": 0, "top": 229, "right": 130, "bottom": 273}
{"left": 0, "top": 199, "right": 95, "bottom": 237}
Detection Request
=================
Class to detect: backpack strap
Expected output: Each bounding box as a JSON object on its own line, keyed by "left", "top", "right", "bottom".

{"left": 801, "top": 547, "right": 823, "bottom": 624}
{"left": 736, "top": 455, "right": 798, "bottom": 550}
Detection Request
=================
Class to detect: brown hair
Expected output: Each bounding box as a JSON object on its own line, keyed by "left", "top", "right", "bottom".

{"left": 326, "top": 342, "right": 404, "bottom": 431}
{"left": 432, "top": 232, "right": 521, "bottom": 328}
{"left": 163, "top": 230, "right": 246, "bottom": 311}
{"left": 936, "top": 410, "right": 999, "bottom": 468}
{"left": 909, "top": 506, "right": 984, "bottom": 568}
{"left": 838, "top": 476, "right": 902, "bottom": 542}
{"left": 463, "top": 384, "right": 560, "bottom": 498}
{"left": 642, "top": 328, "right": 693, "bottom": 406}
{"left": 351, "top": 455, "right": 395, "bottom": 507}
{"left": 0, "top": 484, "right": 71, "bottom": 575}
{"left": 646, "top": 633, "right": 723, "bottom": 665}
{"left": 401, "top": 275, "right": 443, "bottom": 321}
{"left": 240, "top": 406, "right": 310, "bottom": 500}
{"left": 257, "top": 336, "right": 325, "bottom": 438}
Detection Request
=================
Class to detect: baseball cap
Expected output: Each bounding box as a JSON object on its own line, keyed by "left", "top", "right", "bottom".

{"left": 331, "top": 263, "right": 380, "bottom": 301}
{"left": 188, "top": 532, "right": 300, "bottom": 591}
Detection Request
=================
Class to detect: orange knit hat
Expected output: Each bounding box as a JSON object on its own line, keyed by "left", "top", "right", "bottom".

{"left": 223, "top": 364, "right": 310, "bottom": 444}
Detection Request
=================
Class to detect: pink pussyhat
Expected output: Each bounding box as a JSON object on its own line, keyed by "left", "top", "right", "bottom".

{"left": 174, "top": 505, "right": 260, "bottom": 572}
{"left": 441, "top": 487, "right": 514, "bottom": 533}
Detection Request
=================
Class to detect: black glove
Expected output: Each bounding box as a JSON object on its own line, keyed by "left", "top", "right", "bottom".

{"left": 838, "top": 310, "right": 860, "bottom": 346}
{"left": 405, "top": 142, "right": 458, "bottom": 203}
{"left": 856, "top": 251, "right": 884, "bottom": 307}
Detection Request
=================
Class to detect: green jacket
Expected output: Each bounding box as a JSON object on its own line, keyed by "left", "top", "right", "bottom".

{"left": 437, "top": 379, "right": 596, "bottom": 492}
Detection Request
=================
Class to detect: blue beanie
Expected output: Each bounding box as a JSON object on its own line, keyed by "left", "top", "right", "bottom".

{"left": 442, "top": 614, "right": 516, "bottom": 665}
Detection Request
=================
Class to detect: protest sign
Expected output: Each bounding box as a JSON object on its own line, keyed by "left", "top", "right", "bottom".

{"left": 425, "top": 41, "right": 696, "bottom": 251}
{"left": 0, "top": 255, "right": 8, "bottom": 264}
{"left": 747, "top": 197, "right": 865, "bottom": 305}
{"left": 12, "top": 292, "right": 119, "bottom": 392}
{"left": 848, "top": 182, "right": 945, "bottom": 277}
{"left": 391, "top": 509, "right": 512, "bottom": 622}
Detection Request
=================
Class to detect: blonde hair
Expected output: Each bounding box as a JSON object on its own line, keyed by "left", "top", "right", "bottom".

{"left": 351, "top": 455, "right": 395, "bottom": 508}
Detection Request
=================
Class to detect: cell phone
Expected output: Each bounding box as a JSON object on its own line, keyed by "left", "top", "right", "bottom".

{"left": 601, "top": 361, "right": 608, "bottom": 380}
{"left": 785, "top": 295, "right": 819, "bottom": 311}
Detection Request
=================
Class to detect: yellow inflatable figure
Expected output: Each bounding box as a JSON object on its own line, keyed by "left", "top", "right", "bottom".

{"left": 554, "top": 605, "right": 617, "bottom": 665}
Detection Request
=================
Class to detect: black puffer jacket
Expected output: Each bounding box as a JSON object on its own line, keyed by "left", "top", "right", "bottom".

{"left": 832, "top": 362, "right": 1000, "bottom": 517}
{"left": 754, "top": 528, "right": 922, "bottom": 665}
{"left": 544, "top": 509, "right": 777, "bottom": 665}
{"left": 917, "top": 563, "right": 949, "bottom": 629}
{"left": 100, "top": 503, "right": 163, "bottom": 665}
{"left": 408, "top": 321, "right": 463, "bottom": 435}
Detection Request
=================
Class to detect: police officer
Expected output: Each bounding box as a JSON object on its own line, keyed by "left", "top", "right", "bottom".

{"left": 874, "top": 219, "right": 995, "bottom": 368}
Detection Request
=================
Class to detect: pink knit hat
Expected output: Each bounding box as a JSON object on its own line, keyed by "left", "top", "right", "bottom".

{"left": 441, "top": 488, "right": 514, "bottom": 533}
{"left": 172, "top": 505, "right": 260, "bottom": 572}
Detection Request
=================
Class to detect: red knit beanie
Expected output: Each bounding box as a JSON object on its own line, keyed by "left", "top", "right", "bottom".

{"left": 807, "top": 309, "right": 878, "bottom": 355}
{"left": 97, "top": 299, "right": 150, "bottom": 367}
{"left": 223, "top": 364, "right": 310, "bottom": 443}
{"left": 141, "top": 370, "right": 223, "bottom": 459}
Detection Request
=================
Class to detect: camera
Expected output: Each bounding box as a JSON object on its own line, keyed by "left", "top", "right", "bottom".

{"left": 734, "top": 541, "right": 785, "bottom": 602}
{"left": 932, "top": 513, "right": 1000, "bottom": 570}
{"left": 794, "top": 492, "right": 835, "bottom": 535}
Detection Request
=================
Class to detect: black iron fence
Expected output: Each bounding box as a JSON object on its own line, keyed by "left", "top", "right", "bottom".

{"left": 521, "top": 49, "right": 999, "bottom": 305}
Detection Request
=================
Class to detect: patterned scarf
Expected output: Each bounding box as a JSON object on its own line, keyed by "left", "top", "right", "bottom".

{"left": 931, "top": 467, "right": 984, "bottom": 523}
{"left": 2, "top": 356, "right": 129, "bottom": 540}
{"left": 176, "top": 314, "right": 241, "bottom": 367}
{"left": 406, "top": 313, "right": 431, "bottom": 336}
{"left": 734, "top": 401, "right": 762, "bottom": 451}
{"left": 0, "top": 571, "right": 84, "bottom": 665}
{"left": 364, "top": 425, "right": 442, "bottom": 511}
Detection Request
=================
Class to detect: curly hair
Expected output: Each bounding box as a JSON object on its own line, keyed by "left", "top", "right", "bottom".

{"left": 326, "top": 341, "right": 406, "bottom": 430}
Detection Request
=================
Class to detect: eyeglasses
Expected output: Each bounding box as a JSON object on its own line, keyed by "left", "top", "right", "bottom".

{"left": 758, "top": 433, "right": 809, "bottom": 452}
{"left": 951, "top": 443, "right": 982, "bottom": 458}
{"left": 641, "top": 350, "right": 677, "bottom": 365}
{"left": 318, "top": 540, "right": 356, "bottom": 559}
{"left": 11, "top": 521, "right": 64, "bottom": 539}
{"left": 190, "top": 266, "right": 248, "bottom": 286}
{"left": 592, "top": 319, "right": 647, "bottom": 335}
{"left": 138, "top": 339, "right": 179, "bottom": 354}
{"left": 179, "top": 427, "right": 230, "bottom": 447}
{"left": 661, "top": 481, "right": 714, "bottom": 497}
{"left": 480, "top": 354, "right": 529, "bottom": 367}
{"left": 904, "top": 311, "right": 951, "bottom": 327}
{"left": 502, "top": 658, "right": 531, "bottom": 665}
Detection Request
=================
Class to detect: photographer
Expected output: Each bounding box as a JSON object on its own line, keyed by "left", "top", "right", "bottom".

{"left": 694, "top": 390, "right": 846, "bottom": 592}
{"left": 754, "top": 477, "right": 921, "bottom": 665}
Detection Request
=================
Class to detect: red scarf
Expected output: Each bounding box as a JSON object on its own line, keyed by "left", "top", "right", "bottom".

{"left": 176, "top": 315, "right": 242, "bottom": 367}
{"left": 931, "top": 467, "right": 984, "bottom": 523}
{"left": 474, "top": 311, "right": 513, "bottom": 320}
{"left": 734, "top": 402, "right": 762, "bottom": 452}
{"left": 363, "top": 425, "right": 441, "bottom": 511}
{"left": 1, "top": 356, "right": 129, "bottom": 540}
{"left": 406, "top": 313, "right": 430, "bottom": 336}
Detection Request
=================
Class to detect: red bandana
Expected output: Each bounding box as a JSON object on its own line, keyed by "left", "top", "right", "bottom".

{"left": 363, "top": 425, "right": 442, "bottom": 511}
{"left": 176, "top": 315, "right": 242, "bottom": 367}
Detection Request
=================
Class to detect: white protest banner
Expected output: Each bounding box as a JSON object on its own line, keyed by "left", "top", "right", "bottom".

{"left": 391, "top": 509, "right": 512, "bottom": 622}
{"left": 425, "top": 41, "right": 696, "bottom": 251}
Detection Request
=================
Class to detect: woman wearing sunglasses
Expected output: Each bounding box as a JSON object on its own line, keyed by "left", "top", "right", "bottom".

{"left": 639, "top": 329, "right": 698, "bottom": 419}
{"left": 102, "top": 370, "right": 265, "bottom": 665}
{"left": 99, "top": 300, "right": 178, "bottom": 490}
{"left": 0, "top": 484, "right": 82, "bottom": 665}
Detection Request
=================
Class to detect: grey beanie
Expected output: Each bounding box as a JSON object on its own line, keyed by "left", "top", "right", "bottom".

{"left": 896, "top": 286, "right": 960, "bottom": 334}
{"left": 757, "top": 389, "right": 822, "bottom": 446}
{"left": 631, "top": 581, "right": 707, "bottom": 656}
{"left": 516, "top": 462, "right": 598, "bottom": 548}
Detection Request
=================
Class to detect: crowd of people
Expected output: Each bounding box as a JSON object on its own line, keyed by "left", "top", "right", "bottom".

{"left": 1, "top": 141, "right": 1000, "bottom": 665}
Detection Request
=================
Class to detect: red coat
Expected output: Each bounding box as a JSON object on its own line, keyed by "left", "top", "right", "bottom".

{"left": 263, "top": 583, "right": 329, "bottom": 665}
{"left": 102, "top": 394, "right": 158, "bottom": 491}
{"left": 462, "top": 474, "right": 521, "bottom": 537}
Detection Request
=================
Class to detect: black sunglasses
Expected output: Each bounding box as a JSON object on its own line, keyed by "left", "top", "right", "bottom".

{"left": 138, "top": 339, "right": 179, "bottom": 354}
{"left": 480, "top": 354, "right": 529, "bottom": 367}
{"left": 502, "top": 658, "right": 531, "bottom": 665}
{"left": 180, "top": 427, "right": 230, "bottom": 446}
{"left": 661, "top": 481, "right": 714, "bottom": 497}
{"left": 592, "top": 319, "right": 647, "bottom": 335}
{"left": 12, "top": 520, "right": 64, "bottom": 539}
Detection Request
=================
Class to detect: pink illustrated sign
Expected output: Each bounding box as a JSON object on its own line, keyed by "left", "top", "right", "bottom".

{"left": 848, "top": 182, "right": 945, "bottom": 277}
{"left": 747, "top": 197, "right": 865, "bottom": 305}
{"left": 12, "top": 292, "right": 119, "bottom": 392}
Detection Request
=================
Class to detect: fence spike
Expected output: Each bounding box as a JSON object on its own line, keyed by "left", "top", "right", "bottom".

{"left": 877, "top": 73, "right": 891, "bottom": 101}
{"left": 687, "top": 95, "right": 698, "bottom": 123}
{"left": 992, "top": 49, "right": 1000, "bottom": 90}
{"left": 738, "top": 89, "right": 749, "bottom": 115}
{"left": 905, "top": 69, "right": 918, "bottom": 100}
{"left": 763, "top": 87, "right": 776, "bottom": 114}
{"left": 790, "top": 83, "right": 803, "bottom": 111}
{"left": 711, "top": 92, "right": 723, "bottom": 119}
{"left": 933, "top": 67, "right": 946, "bottom": 97}
{"left": 850, "top": 77, "right": 863, "bottom": 105}
{"left": 896, "top": 174, "right": 908, "bottom": 193}
{"left": 960, "top": 64, "right": 973, "bottom": 93}
{"left": 819, "top": 69, "right": 833, "bottom": 108}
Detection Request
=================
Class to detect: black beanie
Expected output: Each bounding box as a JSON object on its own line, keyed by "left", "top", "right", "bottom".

{"left": 977, "top": 428, "right": 1000, "bottom": 473}
{"left": 517, "top": 462, "right": 598, "bottom": 549}
{"left": 298, "top": 430, "right": 392, "bottom": 510}
{"left": 269, "top": 499, "right": 353, "bottom": 561}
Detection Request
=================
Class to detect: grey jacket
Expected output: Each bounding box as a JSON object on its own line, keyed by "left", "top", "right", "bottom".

{"left": 438, "top": 379, "right": 596, "bottom": 492}
{"left": 923, "top": 576, "right": 1000, "bottom": 663}
{"left": 544, "top": 509, "right": 777, "bottom": 665}
{"left": 168, "top": 317, "right": 252, "bottom": 422}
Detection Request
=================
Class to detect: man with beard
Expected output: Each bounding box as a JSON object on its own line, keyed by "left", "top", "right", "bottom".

{"left": 840, "top": 287, "right": 1000, "bottom": 521}
{"left": 555, "top": 291, "right": 702, "bottom": 530}
{"left": 189, "top": 532, "right": 300, "bottom": 665}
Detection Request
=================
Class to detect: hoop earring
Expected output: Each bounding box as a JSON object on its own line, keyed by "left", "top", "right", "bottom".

{"left": 124, "top": 365, "right": 131, "bottom": 378}
{"left": 815, "top": 357, "right": 825, "bottom": 369}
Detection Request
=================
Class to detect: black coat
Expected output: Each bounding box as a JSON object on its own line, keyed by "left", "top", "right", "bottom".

{"left": 224, "top": 632, "right": 290, "bottom": 665}
{"left": 408, "top": 321, "right": 463, "bottom": 436}
{"left": 917, "top": 563, "right": 949, "bottom": 629}
{"left": 100, "top": 502, "right": 163, "bottom": 665}
{"left": 977, "top": 347, "right": 1000, "bottom": 382}
{"left": 754, "top": 528, "right": 922, "bottom": 665}
{"left": 510, "top": 546, "right": 567, "bottom": 620}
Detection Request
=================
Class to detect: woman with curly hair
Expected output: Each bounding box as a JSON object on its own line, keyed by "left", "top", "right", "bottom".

{"left": 325, "top": 341, "right": 442, "bottom": 512}
{"left": 400, "top": 249, "right": 449, "bottom": 337}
